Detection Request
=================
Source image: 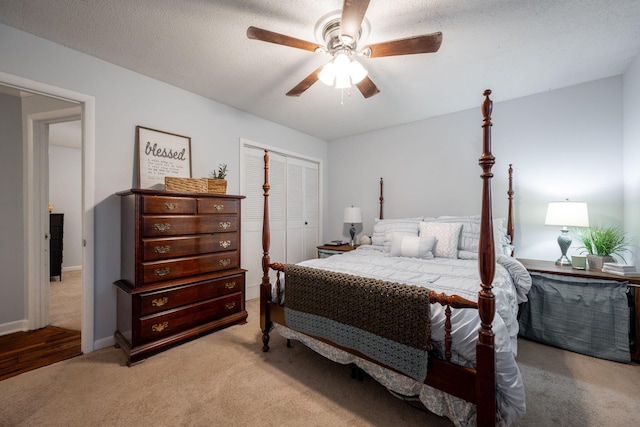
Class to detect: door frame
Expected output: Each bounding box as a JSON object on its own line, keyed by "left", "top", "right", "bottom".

{"left": 1, "top": 71, "right": 95, "bottom": 353}
{"left": 30, "top": 110, "right": 82, "bottom": 330}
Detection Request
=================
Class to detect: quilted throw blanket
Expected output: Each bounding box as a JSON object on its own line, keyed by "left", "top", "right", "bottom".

{"left": 283, "top": 264, "right": 432, "bottom": 382}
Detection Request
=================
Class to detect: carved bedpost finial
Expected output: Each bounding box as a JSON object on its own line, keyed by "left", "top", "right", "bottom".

{"left": 482, "top": 89, "right": 493, "bottom": 127}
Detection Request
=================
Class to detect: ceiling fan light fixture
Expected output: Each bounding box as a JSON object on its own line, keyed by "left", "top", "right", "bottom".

{"left": 335, "top": 72, "right": 351, "bottom": 89}
{"left": 348, "top": 59, "right": 368, "bottom": 84}
{"left": 318, "top": 61, "right": 336, "bottom": 86}
{"left": 319, "top": 52, "right": 368, "bottom": 89}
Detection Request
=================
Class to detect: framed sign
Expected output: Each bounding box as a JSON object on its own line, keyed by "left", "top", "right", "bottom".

{"left": 137, "top": 126, "right": 192, "bottom": 189}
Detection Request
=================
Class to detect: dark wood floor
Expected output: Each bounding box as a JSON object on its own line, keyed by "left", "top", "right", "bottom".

{"left": 0, "top": 326, "right": 82, "bottom": 381}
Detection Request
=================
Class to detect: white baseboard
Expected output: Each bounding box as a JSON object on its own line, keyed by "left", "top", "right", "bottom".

{"left": 0, "top": 319, "right": 29, "bottom": 336}
{"left": 93, "top": 335, "right": 116, "bottom": 351}
{"left": 246, "top": 284, "right": 259, "bottom": 301}
{"left": 62, "top": 265, "right": 82, "bottom": 272}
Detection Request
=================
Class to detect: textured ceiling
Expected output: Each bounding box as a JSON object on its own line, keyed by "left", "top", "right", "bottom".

{"left": 1, "top": 0, "right": 639, "bottom": 141}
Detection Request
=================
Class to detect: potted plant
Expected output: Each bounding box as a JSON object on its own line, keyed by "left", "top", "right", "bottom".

{"left": 207, "top": 163, "right": 228, "bottom": 194}
{"left": 575, "top": 224, "right": 631, "bottom": 269}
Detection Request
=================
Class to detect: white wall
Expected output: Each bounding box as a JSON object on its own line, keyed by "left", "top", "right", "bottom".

{"left": 0, "top": 23, "right": 328, "bottom": 349}
{"left": 0, "top": 93, "right": 24, "bottom": 325}
{"left": 328, "top": 77, "right": 625, "bottom": 263}
{"left": 49, "top": 144, "right": 82, "bottom": 269}
{"left": 623, "top": 54, "right": 640, "bottom": 266}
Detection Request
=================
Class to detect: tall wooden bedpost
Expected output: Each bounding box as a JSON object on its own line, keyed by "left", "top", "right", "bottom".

{"left": 261, "top": 149, "right": 272, "bottom": 352}
{"left": 476, "top": 89, "right": 496, "bottom": 426}
{"left": 379, "top": 177, "right": 384, "bottom": 220}
{"left": 507, "top": 164, "right": 514, "bottom": 254}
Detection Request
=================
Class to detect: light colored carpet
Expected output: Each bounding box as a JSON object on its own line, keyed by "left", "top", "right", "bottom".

{"left": 0, "top": 298, "right": 638, "bottom": 426}
{"left": 49, "top": 269, "right": 82, "bottom": 331}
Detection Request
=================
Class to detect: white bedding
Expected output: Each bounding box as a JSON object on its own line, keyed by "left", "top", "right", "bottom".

{"left": 273, "top": 245, "right": 532, "bottom": 426}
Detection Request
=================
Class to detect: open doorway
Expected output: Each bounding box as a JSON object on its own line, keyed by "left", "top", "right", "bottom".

{"left": 0, "top": 72, "right": 95, "bottom": 355}
{"left": 48, "top": 120, "right": 82, "bottom": 332}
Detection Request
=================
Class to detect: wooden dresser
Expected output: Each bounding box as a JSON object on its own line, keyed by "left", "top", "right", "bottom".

{"left": 114, "top": 189, "right": 247, "bottom": 365}
{"left": 49, "top": 213, "right": 64, "bottom": 280}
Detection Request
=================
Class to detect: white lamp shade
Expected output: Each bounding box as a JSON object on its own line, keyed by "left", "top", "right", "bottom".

{"left": 544, "top": 201, "right": 589, "bottom": 227}
{"left": 343, "top": 206, "right": 362, "bottom": 224}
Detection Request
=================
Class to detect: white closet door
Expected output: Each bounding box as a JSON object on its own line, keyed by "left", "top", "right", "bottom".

{"left": 241, "top": 144, "right": 320, "bottom": 299}
{"left": 241, "top": 149, "right": 286, "bottom": 300}
{"left": 285, "top": 157, "right": 319, "bottom": 264}
{"left": 302, "top": 160, "right": 319, "bottom": 261}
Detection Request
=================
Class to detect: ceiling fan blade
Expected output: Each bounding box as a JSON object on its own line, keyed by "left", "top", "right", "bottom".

{"left": 366, "top": 32, "right": 443, "bottom": 58}
{"left": 286, "top": 66, "right": 323, "bottom": 97}
{"left": 247, "top": 26, "right": 321, "bottom": 52}
{"left": 340, "top": 0, "right": 370, "bottom": 43}
{"left": 356, "top": 76, "right": 380, "bottom": 98}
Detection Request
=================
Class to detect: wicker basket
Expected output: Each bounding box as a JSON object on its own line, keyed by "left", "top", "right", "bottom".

{"left": 164, "top": 177, "right": 227, "bottom": 194}
{"left": 206, "top": 178, "right": 227, "bottom": 194}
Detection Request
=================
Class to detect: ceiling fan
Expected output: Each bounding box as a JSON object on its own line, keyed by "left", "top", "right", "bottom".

{"left": 246, "top": 0, "right": 442, "bottom": 99}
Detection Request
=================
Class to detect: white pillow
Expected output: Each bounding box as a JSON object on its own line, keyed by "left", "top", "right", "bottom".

{"left": 371, "top": 217, "right": 421, "bottom": 247}
{"left": 389, "top": 234, "right": 436, "bottom": 259}
{"left": 419, "top": 221, "right": 462, "bottom": 259}
{"left": 429, "top": 215, "right": 510, "bottom": 257}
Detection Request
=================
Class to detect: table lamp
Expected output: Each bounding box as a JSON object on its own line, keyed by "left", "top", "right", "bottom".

{"left": 544, "top": 200, "right": 589, "bottom": 266}
{"left": 343, "top": 206, "right": 362, "bottom": 247}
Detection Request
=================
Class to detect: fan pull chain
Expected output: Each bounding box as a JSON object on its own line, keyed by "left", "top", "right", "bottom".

{"left": 340, "top": 88, "right": 353, "bottom": 106}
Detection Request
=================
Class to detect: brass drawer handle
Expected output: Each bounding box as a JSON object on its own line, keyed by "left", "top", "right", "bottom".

{"left": 219, "top": 221, "right": 231, "bottom": 230}
{"left": 152, "top": 321, "right": 168, "bottom": 333}
{"left": 214, "top": 204, "right": 224, "bottom": 211}
{"left": 224, "top": 281, "right": 236, "bottom": 289}
{"left": 164, "top": 203, "right": 177, "bottom": 210}
{"left": 219, "top": 259, "right": 231, "bottom": 267}
{"left": 154, "top": 267, "right": 170, "bottom": 277}
{"left": 152, "top": 297, "right": 168, "bottom": 307}
{"left": 154, "top": 245, "right": 171, "bottom": 254}
{"left": 219, "top": 240, "right": 231, "bottom": 249}
{"left": 154, "top": 223, "right": 171, "bottom": 232}
{"left": 225, "top": 302, "right": 236, "bottom": 310}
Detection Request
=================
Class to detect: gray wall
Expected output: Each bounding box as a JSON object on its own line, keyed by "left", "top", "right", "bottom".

{"left": 328, "top": 76, "right": 630, "bottom": 263}
{"left": 0, "top": 93, "right": 24, "bottom": 325}
{"left": 0, "top": 23, "right": 328, "bottom": 349}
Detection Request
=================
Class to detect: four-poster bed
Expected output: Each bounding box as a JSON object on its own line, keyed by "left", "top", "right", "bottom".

{"left": 258, "top": 90, "right": 531, "bottom": 426}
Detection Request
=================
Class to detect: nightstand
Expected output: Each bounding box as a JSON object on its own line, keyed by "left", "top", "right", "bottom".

{"left": 518, "top": 259, "right": 639, "bottom": 362}
{"left": 316, "top": 244, "right": 358, "bottom": 258}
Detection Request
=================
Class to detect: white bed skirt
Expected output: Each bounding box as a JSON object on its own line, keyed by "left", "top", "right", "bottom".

{"left": 273, "top": 323, "right": 511, "bottom": 427}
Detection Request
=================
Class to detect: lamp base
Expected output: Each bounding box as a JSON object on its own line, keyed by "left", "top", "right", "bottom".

{"left": 555, "top": 228, "right": 572, "bottom": 267}
{"left": 349, "top": 223, "right": 356, "bottom": 247}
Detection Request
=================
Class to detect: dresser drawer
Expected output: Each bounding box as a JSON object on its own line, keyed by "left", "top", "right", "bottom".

{"left": 139, "top": 273, "right": 244, "bottom": 316}
{"left": 142, "top": 196, "right": 196, "bottom": 214}
{"left": 139, "top": 292, "right": 242, "bottom": 342}
{"left": 197, "top": 198, "right": 239, "bottom": 214}
{"left": 142, "top": 215, "right": 238, "bottom": 236}
{"left": 142, "top": 251, "right": 239, "bottom": 284}
{"left": 142, "top": 232, "right": 237, "bottom": 261}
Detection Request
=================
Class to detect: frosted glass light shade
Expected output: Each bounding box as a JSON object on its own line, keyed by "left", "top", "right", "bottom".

{"left": 318, "top": 53, "right": 368, "bottom": 89}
